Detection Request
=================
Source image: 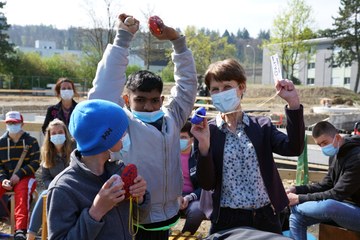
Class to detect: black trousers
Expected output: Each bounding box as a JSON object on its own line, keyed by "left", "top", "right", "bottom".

{"left": 210, "top": 205, "right": 282, "bottom": 235}
{"left": 135, "top": 228, "right": 169, "bottom": 240}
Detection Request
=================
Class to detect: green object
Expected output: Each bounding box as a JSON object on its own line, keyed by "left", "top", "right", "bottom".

{"left": 296, "top": 135, "right": 309, "bottom": 185}
{"left": 134, "top": 217, "right": 179, "bottom": 231}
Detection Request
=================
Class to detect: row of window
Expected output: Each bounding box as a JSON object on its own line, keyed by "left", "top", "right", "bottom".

{"left": 306, "top": 77, "right": 350, "bottom": 85}
{"left": 308, "top": 62, "right": 352, "bottom": 69}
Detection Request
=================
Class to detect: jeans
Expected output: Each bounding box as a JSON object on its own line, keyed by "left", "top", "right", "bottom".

{"left": 28, "top": 190, "right": 48, "bottom": 235}
{"left": 290, "top": 199, "right": 360, "bottom": 240}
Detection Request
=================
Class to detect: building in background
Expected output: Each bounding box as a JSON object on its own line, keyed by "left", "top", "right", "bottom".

{"left": 262, "top": 38, "right": 359, "bottom": 92}
{"left": 17, "top": 40, "right": 83, "bottom": 58}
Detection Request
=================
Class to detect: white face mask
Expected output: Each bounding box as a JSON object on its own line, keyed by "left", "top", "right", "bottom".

{"left": 60, "top": 89, "right": 74, "bottom": 100}
{"left": 50, "top": 134, "right": 66, "bottom": 146}
{"left": 6, "top": 124, "right": 22, "bottom": 134}
{"left": 211, "top": 88, "right": 241, "bottom": 113}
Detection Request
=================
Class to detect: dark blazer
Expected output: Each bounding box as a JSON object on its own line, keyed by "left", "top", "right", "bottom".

{"left": 195, "top": 106, "right": 305, "bottom": 223}
{"left": 42, "top": 100, "right": 77, "bottom": 134}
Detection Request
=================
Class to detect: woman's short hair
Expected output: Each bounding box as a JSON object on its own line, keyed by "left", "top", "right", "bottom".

{"left": 204, "top": 59, "right": 247, "bottom": 89}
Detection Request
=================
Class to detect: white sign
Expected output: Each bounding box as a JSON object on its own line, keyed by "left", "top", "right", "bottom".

{"left": 270, "top": 54, "right": 283, "bottom": 82}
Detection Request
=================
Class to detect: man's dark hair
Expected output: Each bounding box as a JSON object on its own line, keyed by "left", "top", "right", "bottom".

{"left": 126, "top": 70, "right": 163, "bottom": 93}
{"left": 181, "top": 121, "right": 193, "bottom": 137}
{"left": 312, "top": 121, "right": 338, "bottom": 138}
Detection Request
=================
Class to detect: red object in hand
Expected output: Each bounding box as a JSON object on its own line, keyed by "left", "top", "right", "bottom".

{"left": 148, "top": 15, "right": 164, "bottom": 35}
{"left": 121, "top": 164, "right": 138, "bottom": 199}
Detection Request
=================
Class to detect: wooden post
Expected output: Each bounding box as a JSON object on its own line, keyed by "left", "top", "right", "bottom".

{"left": 41, "top": 194, "right": 47, "bottom": 240}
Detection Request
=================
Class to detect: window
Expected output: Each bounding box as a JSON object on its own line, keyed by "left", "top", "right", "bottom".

{"left": 344, "top": 77, "right": 350, "bottom": 84}
{"left": 307, "top": 78, "right": 314, "bottom": 85}
{"left": 307, "top": 63, "right": 315, "bottom": 69}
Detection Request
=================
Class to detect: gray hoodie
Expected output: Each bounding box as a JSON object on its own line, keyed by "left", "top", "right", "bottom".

{"left": 47, "top": 150, "right": 150, "bottom": 240}
{"left": 88, "top": 29, "right": 197, "bottom": 224}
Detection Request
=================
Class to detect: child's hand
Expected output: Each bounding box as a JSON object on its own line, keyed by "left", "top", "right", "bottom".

{"left": 129, "top": 175, "right": 147, "bottom": 203}
{"left": 118, "top": 13, "right": 139, "bottom": 35}
{"left": 179, "top": 196, "right": 189, "bottom": 210}
{"left": 148, "top": 16, "right": 180, "bottom": 41}
{"left": 89, "top": 175, "right": 125, "bottom": 221}
{"left": 9, "top": 174, "right": 20, "bottom": 187}
{"left": 2, "top": 179, "right": 12, "bottom": 191}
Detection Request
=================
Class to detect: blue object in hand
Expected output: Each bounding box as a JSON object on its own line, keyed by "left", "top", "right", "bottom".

{"left": 190, "top": 107, "right": 206, "bottom": 124}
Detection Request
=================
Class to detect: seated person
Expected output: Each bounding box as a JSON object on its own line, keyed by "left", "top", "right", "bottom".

{"left": 0, "top": 111, "right": 40, "bottom": 240}
{"left": 27, "top": 119, "right": 74, "bottom": 240}
{"left": 179, "top": 121, "right": 206, "bottom": 234}
{"left": 287, "top": 121, "right": 360, "bottom": 240}
{"left": 46, "top": 99, "right": 149, "bottom": 240}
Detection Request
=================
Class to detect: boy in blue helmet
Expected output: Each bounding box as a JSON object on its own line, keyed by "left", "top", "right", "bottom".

{"left": 46, "top": 99, "right": 149, "bottom": 240}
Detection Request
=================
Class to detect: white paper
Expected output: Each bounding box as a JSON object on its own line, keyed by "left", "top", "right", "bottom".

{"left": 270, "top": 54, "right": 283, "bottom": 82}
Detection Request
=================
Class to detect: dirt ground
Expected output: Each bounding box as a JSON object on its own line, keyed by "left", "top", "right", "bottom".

{"left": 1, "top": 84, "right": 359, "bottom": 128}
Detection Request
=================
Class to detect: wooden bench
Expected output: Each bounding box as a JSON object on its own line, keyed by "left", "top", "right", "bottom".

{"left": 319, "top": 223, "right": 360, "bottom": 240}
{"left": 4, "top": 192, "right": 15, "bottom": 234}
{"left": 4, "top": 190, "right": 38, "bottom": 234}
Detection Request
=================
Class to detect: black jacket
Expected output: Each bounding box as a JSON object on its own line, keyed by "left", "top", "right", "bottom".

{"left": 41, "top": 100, "right": 77, "bottom": 134}
{"left": 195, "top": 106, "right": 305, "bottom": 223}
{"left": 183, "top": 148, "right": 201, "bottom": 200}
{"left": 0, "top": 131, "right": 40, "bottom": 181}
{"left": 296, "top": 136, "right": 360, "bottom": 206}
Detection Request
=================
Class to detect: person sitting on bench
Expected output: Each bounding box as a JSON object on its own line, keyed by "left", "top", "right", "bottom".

{"left": 287, "top": 121, "right": 360, "bottom": 240}
{"left": 0, "top": 111, "right": 40, "bottom": 240}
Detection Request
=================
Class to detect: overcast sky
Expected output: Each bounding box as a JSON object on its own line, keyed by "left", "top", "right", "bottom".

{"left": 4, "top": 0, "right": 340, "bottom": 37}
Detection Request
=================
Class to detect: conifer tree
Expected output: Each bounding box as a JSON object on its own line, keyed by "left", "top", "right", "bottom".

{"left": 0, "top": 1, "right": 15, "bottom": 72}
{"left": 325, "top": 0, "right": 360, "bottom": 92}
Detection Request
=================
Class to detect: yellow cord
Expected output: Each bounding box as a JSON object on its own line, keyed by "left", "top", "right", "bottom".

{"left": 128, "top": 196, "right": 139, "bottom": 240}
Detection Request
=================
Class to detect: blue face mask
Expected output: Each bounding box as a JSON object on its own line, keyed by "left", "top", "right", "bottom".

{"left": 109, "top": 133, "right": 131, "bottom": 161}
{"left": 120, "top": 133, "right": 131, "bottom": 153}
{"left": 50, "top": 134, "right": 66, "bottom": 146}
{"left": 211, "top": 88, "right": 241, "bottom": 113}
{"left": 6, "top": 124, "right": 22, "bottom": 134}
{"left": 321, "top": 137, "right": 339, "bottom": 157}
{"left": 131, "top": 109, "right": 165, "bottom": 123}
{"left": 180, "top": 139, "right": 189, "bottom": 151}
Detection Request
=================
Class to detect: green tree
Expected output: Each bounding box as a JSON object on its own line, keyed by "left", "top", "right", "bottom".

{"left": 257, "top": 29, "right": 270, "bottom": 40}
{"left": 0, "top": 1, "right": 16, "bottom": 73}
{"left": 184, "top": 26, "right": 236, "bottom": 75}
{"left": 323, "top": 0, "right": 360, "bottom": 92}
{"left": 264, "top": 0, "right": 315, "bottom": 83}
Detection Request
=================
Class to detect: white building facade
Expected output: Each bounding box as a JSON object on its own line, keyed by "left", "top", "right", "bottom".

{"left": 262, "top": 38, "right": 359, "bottom": 92}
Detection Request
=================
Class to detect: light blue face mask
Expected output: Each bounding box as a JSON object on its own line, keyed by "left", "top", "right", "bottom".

{"left": 6, "top": 124, "right": 22, "bottom": 134}
{"left": 211, "top": 88, "right": 241, "bottom": 113}
{"left": 50, "top": 134, "right": 66, "bottom": 146}
{"left": 180, "top": 139, "right": 189, "bottom": 151}
{"left": 109, "top": 133, "right": 131, "bottom": 161}
{"left": 321, "top": 137, "right": 339, "bottom": 157}
{"left": 131, "top": 109, "right": 165, "bottom": 123}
